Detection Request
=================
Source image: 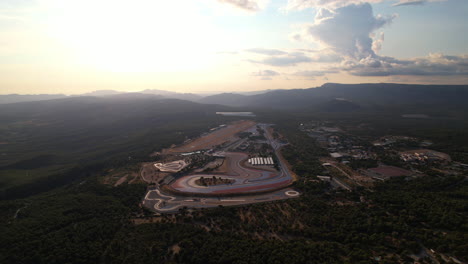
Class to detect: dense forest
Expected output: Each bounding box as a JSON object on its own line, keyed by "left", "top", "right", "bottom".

{"left": 0, "top": 96, "right": 233, "bottom": 199}
{"left": 1, "top": 162, "right": 466, "bottom": 263}
{"left": 1, "top": 97, "right": 467, "bottom": 263}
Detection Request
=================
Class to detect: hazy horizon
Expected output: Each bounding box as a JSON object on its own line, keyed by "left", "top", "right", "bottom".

{"left": 1, "top": 0, "right": 467, "bottom": 95}
{"left": 2, "top": 3, "right": 468, "bottom": 260}
{"left": 3, "top": 82, "right": 468, "bottom": 97}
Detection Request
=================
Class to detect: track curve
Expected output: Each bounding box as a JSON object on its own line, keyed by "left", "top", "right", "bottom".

{"left": 169, "top": 152, "right": 293, "bottom": 195}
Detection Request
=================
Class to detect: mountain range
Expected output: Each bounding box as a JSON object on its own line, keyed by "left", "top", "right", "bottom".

{"left": 2, "top": 83, "right": 468, "bottom": 111}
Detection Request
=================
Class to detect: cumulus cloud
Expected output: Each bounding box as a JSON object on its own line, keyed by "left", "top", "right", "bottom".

{"left": 251, "top": 69, "right": 280, "bottom": 80}
{"left": 345, "top": 54, "right": 468, "bottom": 76}
{"left": 305, "top": 3, "right": 396, "bottom": 60}
{"left": 217, "top": 0, "right": 261, "bottom": 12}
{"left": 284, "top": 0, "right": 447, "bottom": 10}
{"left": 284, "top": 0, "right": 380, "bottom": 11}
{"left": 372, "top": 32, "right": 385, "bottom": 54}
{"left": 244, "top": 0, "right": 463, "bottom": 80}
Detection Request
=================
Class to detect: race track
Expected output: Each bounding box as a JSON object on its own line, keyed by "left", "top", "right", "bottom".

{"left": 143, "top": 123, "right": 300, "bottom": 213}
{"left": 170, "top": 152, "right": 293, "bottom": 194}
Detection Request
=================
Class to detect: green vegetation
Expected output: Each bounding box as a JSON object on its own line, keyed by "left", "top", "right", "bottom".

{"left": 0, "top": 180, "right": 146, "bottom": 264}
{"left": 348, "top": 159, "right": 378, "bottom": 170}
{"left": 3, "top": 171, "right": 465, "bottom": 263}
{"left": 1, "top": 96, "right": 467, "bottom": 263}
{"left": 196, "top": 176, "right": 234, "bottom": 186}
{"left": 0, "top": 97, "right": 230, "bottom": 198}
{"left": 278, "top": 123, "right": 327, "bottom": 178}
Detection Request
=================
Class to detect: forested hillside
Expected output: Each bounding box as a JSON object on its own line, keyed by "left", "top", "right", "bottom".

{"left": 0, "top": 96, "right": 232, "bottom": 198}
{"left": 199, "top": 83, "right": 468, "bottom": 110}
{"left": 1, "top": 133, "right": 466, "bottom": 263}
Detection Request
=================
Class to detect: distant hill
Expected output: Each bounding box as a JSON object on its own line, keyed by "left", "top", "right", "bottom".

{"left": 82, "top": 90, "right": 123, "bottom": 96}
{"left": 83, "top": 89, "right": 202, "bottom": 101}
{"left": 141, "top": 89, "right": 202, "bottom": 101}
{"left": 0, "top": 96, "right": 226, "bottom": 125}
{"left": 0, "top": 89, "right": 202, "bottom": 105}
{"left": 313, "top": 83, "right": 468, "bottom": 105}
{"left": 3, "top": 83, "right": 468, "bottom": 109}
{"left": 0, "top": 94, "right": 67, "bottom": 104}
{"left": 237, "top": 89, "right": 280, "bottom": 96}
{"left": 198, "top": 93, "right": 248, "bottom": 106}
{"left": 318, "top": 98, "right": 361, "bottom": 112}
{"left": 198, "top": 83, "right": 468, "bottom": 109}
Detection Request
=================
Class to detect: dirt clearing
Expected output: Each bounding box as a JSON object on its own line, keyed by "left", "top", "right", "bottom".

{"left": 164, "top": 120, "right": 255, "bottom": 153}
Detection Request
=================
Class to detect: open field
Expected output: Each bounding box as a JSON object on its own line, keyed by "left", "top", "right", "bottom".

{"left": 100, "top": 167, "right": 142, "bottom": 186}
{"left": 163, "top": 120, "right": 255, "bottom": 153}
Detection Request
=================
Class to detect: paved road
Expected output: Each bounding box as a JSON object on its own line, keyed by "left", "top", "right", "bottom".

{"left": 143, "top": 186, "right": 300, "bottom": 213}
{"left": 328, "top": 163, "right": 357, "bottom": 190}
{"left": 143, "top": 123, "right": 300, "bottom": 212}
{"left": 170, "top": 151, "right": 292, "bottom": 194}
{"left": 169, "top": 124, "right": 295, "bottom": 195}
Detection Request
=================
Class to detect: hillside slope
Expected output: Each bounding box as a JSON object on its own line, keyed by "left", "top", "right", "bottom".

{"left": 199, "top": 83, "right": 468, "bottom": 109}
{"left": 0, "top": 96, "right": 231, "bottom": 198}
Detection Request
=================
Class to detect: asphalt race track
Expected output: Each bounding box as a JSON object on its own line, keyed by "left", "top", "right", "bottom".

{"left": 170, "top": 152, "right": 292, "bottom": 194}
{"left": 143, "top": 186, "right": 298, "bottom": 213}
{"left": 143, "top": 123, "right": 300, "bottom": 213}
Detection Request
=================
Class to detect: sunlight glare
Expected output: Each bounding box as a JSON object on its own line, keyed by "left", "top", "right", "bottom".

{"left": 43, "top": 0, "right": 217, "bottom": 72}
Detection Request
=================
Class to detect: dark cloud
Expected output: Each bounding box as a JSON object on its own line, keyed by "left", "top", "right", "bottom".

{"left": 347, "top": 54, "right": 468, "bottom": 76}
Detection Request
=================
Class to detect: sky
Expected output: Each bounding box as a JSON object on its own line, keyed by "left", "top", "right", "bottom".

{"left": 0, "top": 0, "right": 467, "bottom": 94}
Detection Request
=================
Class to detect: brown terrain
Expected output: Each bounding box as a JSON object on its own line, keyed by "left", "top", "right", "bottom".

{"left": 320, "top": 158, "right": 373, "bottom": 187}
{"left": 101, "top": 169, "right": 141, "bottom": 186}
{"left": 140, "top": 162, "right": 172, "bottom": 183}
{"left": 163, "top": 120, "right": 255, "bottom": 153}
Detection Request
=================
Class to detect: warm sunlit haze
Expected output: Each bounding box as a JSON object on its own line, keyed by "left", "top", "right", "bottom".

{"left": 1, "top": 0, "right": 467, "bottom": 94}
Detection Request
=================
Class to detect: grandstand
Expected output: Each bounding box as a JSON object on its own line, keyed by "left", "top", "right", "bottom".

{"left": 248, "top": 157, "right": 274, "bottom": 166}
